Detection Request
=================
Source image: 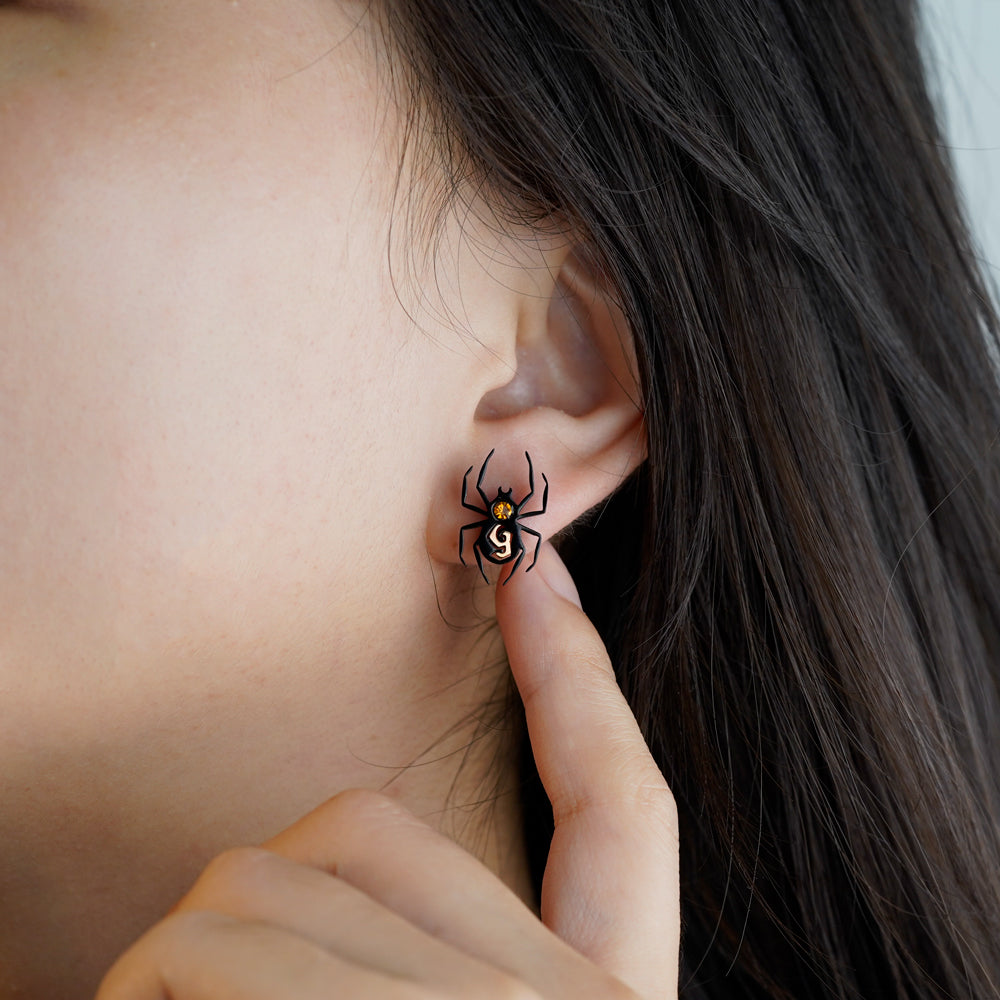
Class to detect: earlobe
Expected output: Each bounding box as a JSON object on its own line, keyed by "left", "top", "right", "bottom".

{"left": 427, "top": 243, "right": 646, "bottom": 580}
{"left": 458, "top": 448, "right": 550, "bottom": 587}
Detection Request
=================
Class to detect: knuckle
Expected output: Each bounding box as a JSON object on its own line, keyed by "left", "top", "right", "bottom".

{"left": 564, "top": 750, "right": 679, "bottom": 859}
{"left": 185, "top": 845, "right": 277, "bottom": 908}
{"left": 322, "top": 787, "right": 415, "bottom": 829}
{"left": 626, "top": 769, "right": 681, "bottom": 847}
{"left": 201, "top": 844, "right": 275, "bottom": 886}
{"left": 576, "top": 644, "right": 616, "bottom": 677}
{"left": 600, "top": 741, "right": 669, "bottom": 801}
{"left": 632, "top": 767, "right": 678, "bottom": 815}
{"left": 151, "top": 908, "right": 236, "bottom": 953}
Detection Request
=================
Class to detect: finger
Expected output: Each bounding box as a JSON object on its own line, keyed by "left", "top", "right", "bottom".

{"left": 95, "top": 910, "right": 417, "bottom": 1000}
{"left": 171, "top": 844, "right": 534, "bottom": 996}
{"left": 494, "top": 541, "right": 680, "bottom": 1000}
{"left": 260, "top": 789, "right": 628, "bottom": 999}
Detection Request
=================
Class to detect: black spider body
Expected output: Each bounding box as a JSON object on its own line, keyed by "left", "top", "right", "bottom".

{"left": 459, "top": 449, "right": 548, "bottom": 586}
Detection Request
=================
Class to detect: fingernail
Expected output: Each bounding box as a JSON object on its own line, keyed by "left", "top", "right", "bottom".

{"left": 536, "top": 542, "right": 583, "bottom": 609}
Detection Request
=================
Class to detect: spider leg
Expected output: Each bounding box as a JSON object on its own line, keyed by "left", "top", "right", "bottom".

{"left": 475, "top": 447, "right": 496, "bottom": 508}
{"left": 459, "top": 520, "right": 487, "bottom": 565}
{"left": 501, "top": 542, "right": 526, "bottom": 586}
{"left": 519, "top": 472, "right": 548, "bottom": 518}
{"left": 462, "top": 467, "right": 488, "bottom": 515}
{"left": 520, "top": 525, "right": 543, "bottom": 572}
{"left": 518, "top": 451, "right": 535, "bottom": 507}
{"left": 473, "top": 542, "right": 490, "bottom": 585}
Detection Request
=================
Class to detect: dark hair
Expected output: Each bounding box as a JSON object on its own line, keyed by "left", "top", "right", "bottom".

{"left": 377, "top": 2, "right": 1000, "bottom": 997}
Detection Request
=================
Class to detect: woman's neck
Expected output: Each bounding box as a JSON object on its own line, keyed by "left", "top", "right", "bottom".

{"left": 0, "top": 593, "right": 530, "bottom": 999}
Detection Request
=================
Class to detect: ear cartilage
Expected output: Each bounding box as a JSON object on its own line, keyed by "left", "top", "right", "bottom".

{"left": 458, "top": 449, "right": 549, "bottom": 586}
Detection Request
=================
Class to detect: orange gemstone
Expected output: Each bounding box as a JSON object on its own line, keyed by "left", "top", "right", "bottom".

{"left": 493, "top": 501, "right": 513, "bottom": 519}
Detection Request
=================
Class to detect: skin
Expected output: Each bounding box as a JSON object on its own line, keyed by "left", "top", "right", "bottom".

{"left": 0, "top": 1, "right": 674, "bottom": 997}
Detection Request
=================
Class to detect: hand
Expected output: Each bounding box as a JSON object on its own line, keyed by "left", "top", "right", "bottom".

{"left": 95, "top": 542, "right": 680, "bottom": 999}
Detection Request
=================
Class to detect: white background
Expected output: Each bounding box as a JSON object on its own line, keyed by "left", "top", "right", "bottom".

{"left": 922, "top": 0, "right": 1000, "bottom": 287}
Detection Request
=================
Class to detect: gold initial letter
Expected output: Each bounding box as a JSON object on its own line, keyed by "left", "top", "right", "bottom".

{"left": 488, "top": 523, "right": 513, "bottom": 560}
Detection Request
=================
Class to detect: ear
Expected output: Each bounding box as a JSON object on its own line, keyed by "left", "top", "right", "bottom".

{"left": 427, "top": 243, "right": 646, "bottom": 580}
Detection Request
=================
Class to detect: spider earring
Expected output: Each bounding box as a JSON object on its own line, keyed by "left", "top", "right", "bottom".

{"left": 459, "top": 448, "right": 549, "bottom": 586}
